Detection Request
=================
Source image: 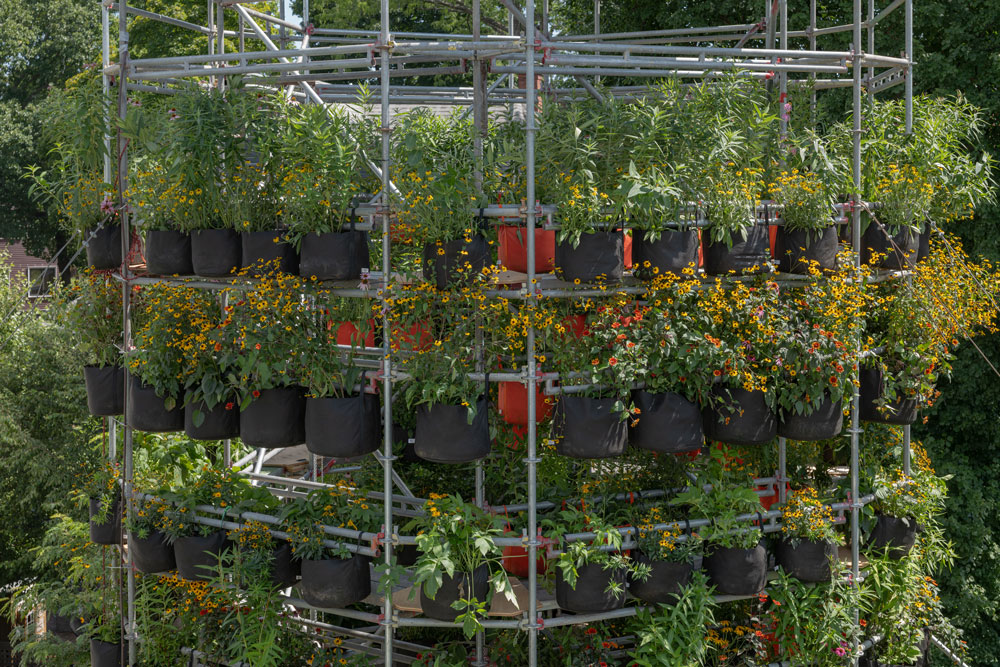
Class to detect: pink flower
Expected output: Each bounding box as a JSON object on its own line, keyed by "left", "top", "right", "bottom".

{"left": 99, "top": 197, "right": 115, "bottom": 215}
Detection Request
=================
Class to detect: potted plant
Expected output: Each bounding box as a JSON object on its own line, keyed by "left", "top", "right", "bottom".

{"left": 628, "top": 572, "right": 717, "bottom": 666}
{"left": 126, "top": 283, "right": 196, "bottom": 433}
{"left": 771, "top": 166, "right": 840, "bottom": 273}
{"left": 628, "top": 506, "right": 701, "bottom": 604}
{"left": 604, "top": 278, "right": 717, "bottom": 453}
{"left": 775, "top": 487, "right": 840, "bottom": 582}
{"left": 545, "top": 505, "right": 632, "bottom": 613}
{"left": 126, "top": 495, "right": 176, "bottom": 574}
{"left": 300, "top": 293, "right": 380, "bottom": 458}
{"left": 702, "top": 161, "right": 770, "bottom": 276}
{"left": 275, "top": 100, "right": 369, "bottom": 280}
{"left": 699, "top": 279, "right": 780, "bottom": 445}
{"left": 227, "top": 519, "right": 300, "bottom": 589}
{"left": 867, "top": 467, "right": 946, "bottom": 559}
{"left": 405, "top": 494, "right": 515, "bottom": 633}
{"left": 157, "top": 84, "right": 257, "bottom": 277}
{"left": 157, "top": 467, "right": 257, "bottom": 581}
{"left": 677, "top": 451, "right": 768, "bottom": 596}
{"left": 218, "top": 273, "right": 310, "bottom": 448}
{"left": 76, "top": 460, "right": 121, "bottom": 546}
{"left": 394, "top": 287, "right": 498, "bottom": 463}
{"left": 393, "top": 110, "right": 490, "bottom": 289}
{"left": 57, "top": 272, "right": 124, "bottom": 416}
{"left": 27, "top": 80, "right": 119, "bottom": 270}
{"left": 281, "top": 484, "right": 376, "bottom": 609}
{"left": 129, "top": 158, "right": 193, "bottom": 276}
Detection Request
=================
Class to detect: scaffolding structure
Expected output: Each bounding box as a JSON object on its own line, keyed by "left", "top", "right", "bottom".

{"left": 92, "top": 0, "right": 946, "bottom": 665}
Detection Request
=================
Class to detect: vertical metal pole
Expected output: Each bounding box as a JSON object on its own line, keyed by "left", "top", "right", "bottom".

{"left": 102, "top": 1, "right": 111, "bottom": 185}
{"left": 850, "top": 2, "right": 863, "bottom": 664}
{"left": 207, "top": 0, "right": 214, "bottom": 55}
{"left": 809, "top": 0, "right": 816, "bottom": 125}
{"left": 221, "top": 292, "right": 231, "bottom": 468}
{"left": 378, "top": 0, "right": 395, "bottom": 661}
{"left": 472, "top": 0, "right": 484, "bottom": 191}
{"left": 278, "top": 0, "right": 287, "bottom": 50}
{"left": 524, "top": 0, "right": 539, "bottom": 662}
{"left": 902, "top": 426, "right": 912, "bottom": 475}
{"left": 116, "top": 0, "right": 135, "bottom": 662}
{"left": 217, "top": 1, "right": 225, "bottom": 93}
{"left": 779, "top": 0, "right": 787, "bottom": 138}
{"left": 904, "top": 0, "right": 913, "bottom": 133}
{"left": 593, "top": 0, "right": 600, "bottom": 84}
{"left": 777, "top": 437, "right": 787, "bottom": 504}
{"left": 867, "top": 0, "right": 874, "bottom": 103}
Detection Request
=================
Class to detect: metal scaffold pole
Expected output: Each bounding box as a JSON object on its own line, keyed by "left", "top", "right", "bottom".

{"left": 850, "top": 1, "right": 863, "bottom": 665}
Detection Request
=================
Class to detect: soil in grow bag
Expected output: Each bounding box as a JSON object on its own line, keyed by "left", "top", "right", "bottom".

{"left": 414, "top": 397, "right": 490, "bottom": 463}
{"left": 127, "top": 375, "right": 184, "bottom": 433}
{"left": 191, "top": 229, "right": 241, "bottom": 277}
{"left": 89, "top": 496, "right": 121, "bottom": 545}
{"left": 84, "top": 365, "right": 124, "bottom": 416}
{"left": 631, "top": 229, "right": 700, "bottom": 279}
{"left": 299, "top": 230, "right": 369, "bottom": 281}
{"left": 777, "top": 393, "right": 844, "bottom": 441}
{"left": 498, "top": 225, "right": 556, "bottom": 273}
{"left": 129, "top": 530, "right": 176, "bottom": 574}
{"left": 703, "top": 543, "right": 768, "bottom": 596}
{"left": 86, "top": 224, "right": 122, "bottom": 270}
{"left": 555, "top": 230, "right": 624, "bottom": 284}
{"left": 555, "top": 562, "right": 627, "bottom": 613}
{"left": 628, "top": 389, "right": 703, "bottom": 453}
{"left": 175, "top": 530, "right": 228, "bottom": 581}
{"left": 703, "top": 385, "right": 777, "bottom": 446}
{"left": 861, "top": 221, "right": 919, "bottom": 270}
{"left": 422, "top": 235, "right": 491, "bottom": 289}
{"left": 867, "top": 514, "right": 918, "bottom": 559}
{"left": 702, "top": 223, "right": 771, "bottom": 276}
{"left": 305, "top": 391, "right": 380, "bottom": 458}
{"left": 241, "top": 231, "right": 300, "bottom": 274}
{"left": 184, "top": 399, "right": 240, "bottom": 441}
{"left": 774, "top": 226, "right": 838, "bottom": 273}
{"left": 552, "top": 394, "right": 628, "bottom": 459}
{"left": 299, "top": 554, "right": 371, "bottom": 609}
{"left": 90, "top": 639, "right": 122, "bottom": 667}
{"left": 240, "top": 386, "right": 306, "bottom": 448}
{"left": 628, "top": 552, "right": 694, "bottom": 604}
{"left": 420, "top": 564, "right": 490, "bottom": 621}
{"left": 775, "top": 538, "right": 836, "bottom": 582}
{"left": 144, "top": 230, "right": 193, "bottom": 276}
{"left": 858, "top": 367, "right": 918, "bottom": 425}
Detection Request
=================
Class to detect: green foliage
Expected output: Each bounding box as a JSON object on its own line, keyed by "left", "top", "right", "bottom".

{"left": 629, "top": 572, "right": 717, "bottom": 667}
{"left": 280, "top": 483, "right": 380, "bottom": 560}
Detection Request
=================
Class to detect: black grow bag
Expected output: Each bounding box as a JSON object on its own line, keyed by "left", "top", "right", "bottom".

{"left": 628, "top": 552, "right": 694, "bottom": 604}
{"left": 555, "top": 562, "right": 627, "bottom": 613}
{"left": 867, "top": 514, "right": 918, "bottom": 559}
{"left": 89, "top": 496, "right": 121, "bottom": 545}
{"left": 628, "top": 390, "right": 703, "bottom": 453}
{"left": 268, "top": 541, "right": 301, "bottom": 589}
{"left": 300, "top": 230, "right": 369, "bottom": 281}
{"left": 420, "top": 564, "right": 490, "bottom": 621}
{"left": 861, "top": 221, "right": 919, "bottom": 270}
{"left": 775, "top": 226, "right": 838, "bottom": 273}
{"left": 185, "top": 398, "right": 240, "bottom": 440}
{"left": 858, "top": 367, "right": 918, "bottom": 425}
{"left": 86, "top": 225, "right": 123, "bottom": 270}
{"left": 191, "top": 229, "right": 241, "bottom": 277}
{"left": 175, "top": 530, "right": 228, "bottom": 581}
{"left": 129, "top": 530, "right": 176, "bottom": 574}
{"left": 917, "top": 221, "right": 931, "bottom": 262}
{"left": 299, "top": 554, "right": 371, "bottom": 609}
{"left": 84, "top": 365, "right": 124, "bottom": 416}
{"left": 778, "top": 393, "right": 844, "bottom": 441}
{"left": 414, "top": 397, "right": 490, "bottom": 463}
{"left": 240, "top": 386, "right": 306, "bottom": 448}
{"left": 702, "top": 223, "right": 771, "bottom": 276}
{"left": 90, "top": 639, "right": 122, "bottom": 667}
{"left": 422, "top": 235, "right": 491, "bottom": 289}
{"left": 127, "top": 375, "right": 184, "bottom": 433}
{"left": 145, "top": 230, "right": 193, "bottom": 275}
{"left": 703, "top": 385, "right": 777, "bottom": 446}
{"left": 703, "top": 543, "right": 768, "bottom": 596}
{"left": 242, "top": 231, "right": 300, "bottom": 274}
{"left": 305, "top": 392, "right": 380, "bottom": 458}
{"left": 553, "top": 395, "right": 628, "bottom": 459}
{"left": 632, "top": 229, "right": 699, "bottom": 278}
{"left": 775, "top": 538, "right": 836, "bottom": 582}
{"left": 555, "top": 230, "right": 624, "bottom": 284}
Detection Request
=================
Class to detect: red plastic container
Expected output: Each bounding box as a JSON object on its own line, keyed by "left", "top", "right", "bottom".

{"left": 498, "top": 382, "right": 552, "bottom": 425}
{"left": 501, "top": 531, "right": 548, "bottom": 578}
{"left": 562, "top": 314, "right": 589, "bottom": 339}
{"left": 498, "top": 225, "right": 556, "bottom": 273}
{"left": 757, "top": 482, "right": 791, "bottom": 511}
{"left": 334, "top": 319, "right": 376, "bottom": 347}
{"left": 624, "top": 231, "right": 633, "bottom": 269}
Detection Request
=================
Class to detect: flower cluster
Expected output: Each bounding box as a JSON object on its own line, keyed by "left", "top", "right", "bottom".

{"left": 779, "top": 487, "right": 838, "bottom": 545}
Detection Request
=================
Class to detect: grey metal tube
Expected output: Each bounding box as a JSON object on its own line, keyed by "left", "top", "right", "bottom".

{"left": 851, "top": 2, "right": 863, "bottom": 664}
{"left": 905, "top": 0, "right": 913, "bottom": 132}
